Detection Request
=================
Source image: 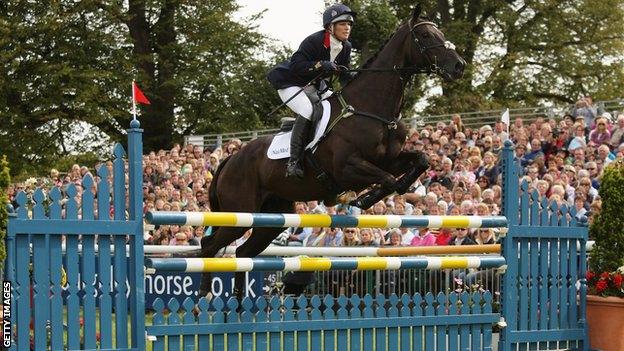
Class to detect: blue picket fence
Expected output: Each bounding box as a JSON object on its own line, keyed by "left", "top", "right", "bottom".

{"left": 147, "top": 292, "right": 498, "bottom": 351}
{"left": 4, "top": 120, "right": 589, "bottom": 350}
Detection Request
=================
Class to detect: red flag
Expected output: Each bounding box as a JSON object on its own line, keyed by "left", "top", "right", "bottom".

{"left": 132, "top": 82, "right": 151, "bottom": 105}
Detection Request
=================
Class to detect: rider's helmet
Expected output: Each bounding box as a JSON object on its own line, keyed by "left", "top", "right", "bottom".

{"left": 322, "top": 3, "right": 356, "bottom": 28}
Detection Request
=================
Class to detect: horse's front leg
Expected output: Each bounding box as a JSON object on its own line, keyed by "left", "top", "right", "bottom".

{"left": 388, "top": 150, "right": 429, "bottom": 194}
{"left": 339, "top": 155, "right": 399, "bottom": 210}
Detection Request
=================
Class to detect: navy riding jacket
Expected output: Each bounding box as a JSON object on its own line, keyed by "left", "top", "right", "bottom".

{"left": 267, "top": 30, "right": 352, "bottom": 89}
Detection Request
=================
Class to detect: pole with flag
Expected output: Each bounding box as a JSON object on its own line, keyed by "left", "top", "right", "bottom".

{"left": 132, "top": 81, "right": 151, "bottom": 120}
{"left": 501, "top": 108, "right": 510, "bottom": 136}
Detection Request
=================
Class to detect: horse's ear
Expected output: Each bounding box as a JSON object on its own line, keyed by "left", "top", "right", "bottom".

{"left": 412, "top": 3, "right": 422, "bottom": 22}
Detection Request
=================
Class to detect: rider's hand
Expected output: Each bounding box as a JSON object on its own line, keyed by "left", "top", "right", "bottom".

{"left": 319, "top": 61, "right": 338, "bottom": 72}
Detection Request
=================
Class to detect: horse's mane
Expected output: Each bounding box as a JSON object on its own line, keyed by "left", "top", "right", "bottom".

{"left": 359, "top": 23, "right": 405, "bottom": 70}
{"left": 358, "top": 16, "right": 431, "bottom": 70}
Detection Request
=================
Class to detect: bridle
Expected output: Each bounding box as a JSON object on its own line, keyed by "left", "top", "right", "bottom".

{"left": 408, "top": 20, "right": 457, "bottom": 77}
{"left": 327, "top": 20, "right": 460, "bottom": 130}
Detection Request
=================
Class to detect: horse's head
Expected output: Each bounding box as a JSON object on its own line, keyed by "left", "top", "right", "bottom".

{"left": 405, "top": 4, "right": 465, "bottom": 81}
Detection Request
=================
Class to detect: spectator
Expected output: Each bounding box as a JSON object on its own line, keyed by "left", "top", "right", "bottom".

{"left": 571, "top": 97, "right": 596, "bottom": 127}
{"left": 305, "top": 227, "right": 327, "bottom": 246}
{"left": 358, "top": 228, "right": 378, "bottom": 246}
{"left": 588, "top": 117, "right": 611, "bottom": 146}
{"left": 609, "top": 114, "right": 624, "bottom": 148}
{"left": 434, "top": 228, "right": 452, "bottom": 245}
{"left": 386, "top": 229, "right": 403, "bottom": 246}
{"left": 474, "top": 229, "right": 496, "bottom": 245}
{"left": 286, "top": 202, "right": 313, "bottom": 246}
{"left": 450, "top": 228, "right": 476, "bottom": 245}
{"left": 319, "top": 227, "right": 343, "bottom": 247}
{"left": 525, "top": 139, "right": 544, "bottom": 164}
{"left": 341, "top": 227, "right": 361, "bottom": 246}
{"left": 450, "top": 113, "right": 465, "bottom": 133}
{"left": 596, "top": 144, "right": 615, "bottom": 167}
{"left": 410, "top": 227, "right": 436, "bottom": 246}
{"left": 189, "top": 226, "right": 204, "bottom": 246}
{"left": 476, "top": 151, "right": 499, "bottom": 186}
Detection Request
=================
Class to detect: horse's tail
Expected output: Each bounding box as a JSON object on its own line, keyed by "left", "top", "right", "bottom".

{"left": 208, "top": 155, "right": 231, "bottom": 214}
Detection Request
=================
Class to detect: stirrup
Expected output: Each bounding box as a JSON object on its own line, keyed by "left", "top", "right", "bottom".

{"left": 286, "top": 160, "right": 304, "bottom": 178}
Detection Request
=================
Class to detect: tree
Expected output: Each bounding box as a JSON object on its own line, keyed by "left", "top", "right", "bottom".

{"left": 343, "top": 0, "right": 624, "bottom": 114}
{"left": 588, "top": 159, "right": 624, "bottom": 296}
{"left": 0, "top": 1, "right": 282, "bottom": 176}
{"left": 0, "top": 156, "right": 9, "bottom": 269}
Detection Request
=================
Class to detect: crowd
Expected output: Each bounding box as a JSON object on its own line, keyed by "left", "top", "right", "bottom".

{"left": 8, "top": 97, "right": 620, "bottom": 247}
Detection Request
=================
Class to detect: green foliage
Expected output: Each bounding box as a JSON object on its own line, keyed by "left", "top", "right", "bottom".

{"left": 338, "top": 1, "right": 624, "bottom": 115}
{"left": 0, "top": 156, "right": 10, "bottom": 268}
{"left": 0, "top": 0, "right": 282, "bottom": 175}
{"left": 3, "top": 0, "right": 624, "bottom": 176}
{"left": 589, "top": 159, "right": 624, "bottom": 280}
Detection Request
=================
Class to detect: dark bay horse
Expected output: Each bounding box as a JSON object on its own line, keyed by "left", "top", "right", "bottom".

{"left": 200, "top": 4, "right": 465, "bottom": 297}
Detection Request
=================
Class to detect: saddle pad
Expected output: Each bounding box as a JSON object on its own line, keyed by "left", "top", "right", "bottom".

{"left": 267, "top": 100, "right": 331, "bottom": 160}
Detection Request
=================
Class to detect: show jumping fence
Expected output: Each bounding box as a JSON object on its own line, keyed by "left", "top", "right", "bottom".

{"left": 6, "top": 120, "right": 589, "bottom": 350}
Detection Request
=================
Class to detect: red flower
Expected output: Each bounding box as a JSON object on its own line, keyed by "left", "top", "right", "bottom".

{"left": 586, "top": 271, "right": 595, "bottom": 281}
{"left": 600, "top": 272, "right": 610, "bottom": 280}
{"left": 614, "top": 273, "right": 623, "bottom": 289}
{"left": 596, "top": 280, "right": 608, "bottom": 293}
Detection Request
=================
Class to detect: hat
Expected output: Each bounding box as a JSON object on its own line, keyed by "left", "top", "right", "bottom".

{"left": 332, "top": 13, "right": 354, "bottom": 24}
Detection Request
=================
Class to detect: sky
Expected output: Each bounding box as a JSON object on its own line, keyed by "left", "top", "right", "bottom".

{"left": 235, "top": 0, "right": 326, "bottom": 50}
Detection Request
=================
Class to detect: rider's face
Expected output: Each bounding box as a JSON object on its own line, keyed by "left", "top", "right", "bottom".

{"left": 331, "top": 21, "right": 352, "bottom": 41}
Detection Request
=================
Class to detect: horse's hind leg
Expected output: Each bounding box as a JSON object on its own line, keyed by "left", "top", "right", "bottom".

{"left": 232, "top": 227, "right": 286, "bottom": 299}
{"left": 198, "top": 226, "right": 250, "bottom": 297}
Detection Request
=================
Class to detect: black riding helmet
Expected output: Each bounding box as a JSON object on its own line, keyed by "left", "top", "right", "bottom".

{"left": 322, "top": 3, "right": 356, "bottom": 28}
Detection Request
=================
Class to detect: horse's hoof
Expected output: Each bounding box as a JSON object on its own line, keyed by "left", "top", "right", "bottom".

{"left": 348, "top": 199, "right": 363, "bottom": 208}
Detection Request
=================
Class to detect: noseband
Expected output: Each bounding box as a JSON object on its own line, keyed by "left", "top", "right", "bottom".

{"left": 408, "top": 20, "right": 457, "bottom": 76}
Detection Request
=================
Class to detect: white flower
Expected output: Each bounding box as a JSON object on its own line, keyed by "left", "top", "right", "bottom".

{"left": 24, "top": 177, "right": 37, "bottom": 188}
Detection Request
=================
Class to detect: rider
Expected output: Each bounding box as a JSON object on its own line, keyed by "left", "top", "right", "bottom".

{"left": 267, "top": 3, "right": 356, "bottom": 178}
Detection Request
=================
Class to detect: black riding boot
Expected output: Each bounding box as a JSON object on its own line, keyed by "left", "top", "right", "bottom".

{"left": 286, "top": 115, "right": 312, "bottom": 178}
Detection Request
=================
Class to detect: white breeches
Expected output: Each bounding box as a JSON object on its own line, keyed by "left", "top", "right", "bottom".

{"left": 278, "top": 86, "right": 332, "bottom": 121}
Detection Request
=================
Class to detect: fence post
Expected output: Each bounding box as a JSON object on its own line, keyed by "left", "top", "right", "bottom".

{"left": 500, "top": 139, "right": 519, "bottom": 351}
{"left": 127, "top": 119, "right": 145, "bottom": 350}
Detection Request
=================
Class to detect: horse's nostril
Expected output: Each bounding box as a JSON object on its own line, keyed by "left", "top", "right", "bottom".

{"left": 455, "top": 61, "right": 465, "bottom": 73}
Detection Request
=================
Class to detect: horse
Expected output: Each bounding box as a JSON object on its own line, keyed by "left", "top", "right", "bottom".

{"left": 199, "top": 4, "right": 466, "bottom": 297}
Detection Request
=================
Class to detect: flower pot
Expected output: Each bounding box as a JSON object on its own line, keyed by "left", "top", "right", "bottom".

{"left": 586, "top": 295, "right": 624, "bottom": 351}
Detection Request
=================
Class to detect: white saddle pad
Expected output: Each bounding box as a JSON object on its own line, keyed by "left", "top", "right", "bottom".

{"left": 267, "top": 100, "right": 331, "bottom": 160}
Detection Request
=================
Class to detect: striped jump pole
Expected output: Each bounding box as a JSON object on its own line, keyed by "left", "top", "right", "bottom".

{"left": 143, "top": 244, "right": 502, "bottom": 256}
{"left": 145, "top": 256, "right": 506, "bottom": 273}
{"left": 146, "top": 211, "right": 508, "bottom": 229}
